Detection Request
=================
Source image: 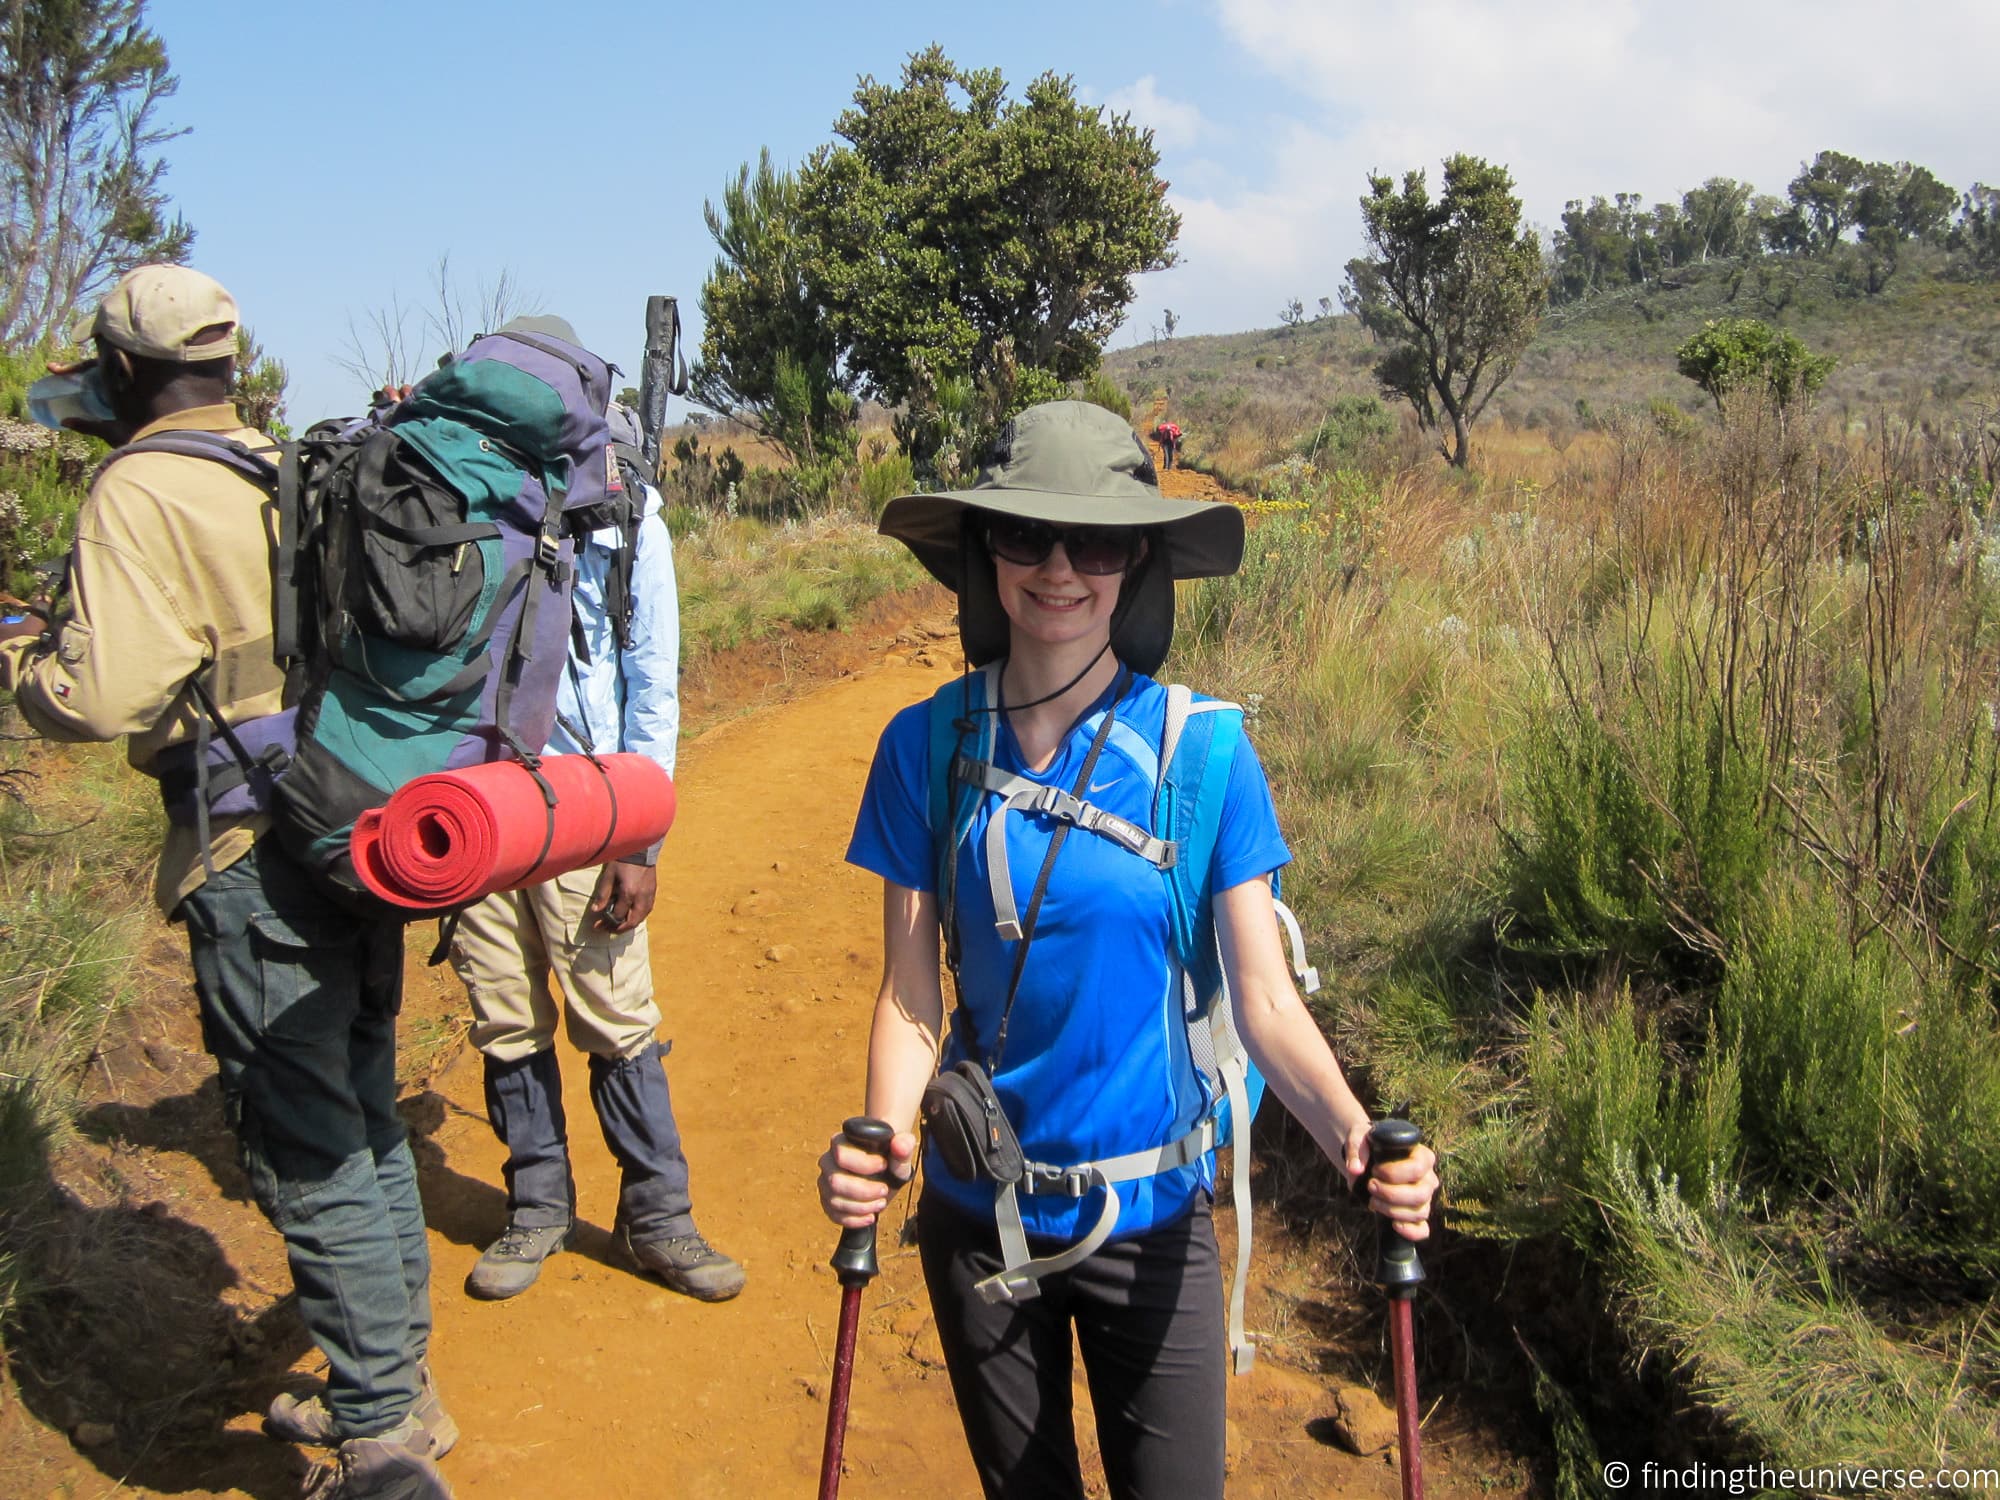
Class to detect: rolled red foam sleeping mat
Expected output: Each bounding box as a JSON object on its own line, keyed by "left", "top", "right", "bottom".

{"left": 351, "top": 753, "right": 675, "bottom": 912}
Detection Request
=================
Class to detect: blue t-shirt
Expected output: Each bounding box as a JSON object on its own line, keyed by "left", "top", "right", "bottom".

{"left": 846, "top": 671, "right": 1290, "bottom": 1242}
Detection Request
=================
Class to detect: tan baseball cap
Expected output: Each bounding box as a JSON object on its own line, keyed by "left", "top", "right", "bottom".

{"left": 85, "top": 265, "right": 240, "bottom": 363}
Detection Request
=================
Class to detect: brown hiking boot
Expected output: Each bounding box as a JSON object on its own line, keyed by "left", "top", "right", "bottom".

{"left": 618, "top": 1224, "right": 746, "bottom": 1302}
{"left": 298, "top": 1415, "right": 453, "bottom": 1498}
{"left": 266, "top": 1363, "right": 457, "bottom": 1459}
{"left": 464, "top": 1220, "right": 571, "bottom": 1300}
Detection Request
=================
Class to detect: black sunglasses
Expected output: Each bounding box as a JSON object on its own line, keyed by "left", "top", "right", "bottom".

{"left": 984, "top": 516, "right": 1140, "bottom": 576}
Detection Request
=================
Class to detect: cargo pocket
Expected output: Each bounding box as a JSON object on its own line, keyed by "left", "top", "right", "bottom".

{"left": 57, "top": 619, "right": 93, "bottom": 665}
{"left": 247, "top": 910, "right": 361, "bottom": 1046}
{"left": 557, "top": 869, "right": 618, "bottom": 951}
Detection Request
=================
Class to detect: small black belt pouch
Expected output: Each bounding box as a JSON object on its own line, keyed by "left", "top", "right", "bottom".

{"left": 921, "top": 1061, "right": 1026, "bottom": 1184}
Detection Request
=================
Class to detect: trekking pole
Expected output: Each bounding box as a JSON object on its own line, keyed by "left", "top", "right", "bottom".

{"left": 817, "top": 1115, "right": 895, "bottom": 1500}
{"left": 1365, "top": 1119, "right": 1427, "bottom": 1500}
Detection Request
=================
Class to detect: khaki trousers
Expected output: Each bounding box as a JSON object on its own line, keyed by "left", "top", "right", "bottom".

{"left": 451, "top": 863, "right": 660, "bottom": 1062}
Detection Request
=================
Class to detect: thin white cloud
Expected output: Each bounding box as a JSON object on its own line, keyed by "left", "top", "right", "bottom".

{"left": 1121, "top": 0, "right": 2000, "bottom": 345}
{"left": 1213, "top": 0, "right": 2000, "bottom": 216}
{"left": 1102, "top": 75, "right": 1211, "bottom": 150}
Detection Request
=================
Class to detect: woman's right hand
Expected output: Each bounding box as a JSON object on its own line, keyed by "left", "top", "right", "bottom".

{"left": 817, "top": 1128, "right": 918, "bottom": 1228}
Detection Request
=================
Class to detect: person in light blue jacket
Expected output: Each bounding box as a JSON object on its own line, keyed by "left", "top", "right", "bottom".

{"left": 442, "top": 399, "right": 744, "bottom": 1305}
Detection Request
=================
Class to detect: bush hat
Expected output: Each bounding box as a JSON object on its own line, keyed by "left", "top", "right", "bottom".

{"left": 605, "top": 399, "right": 643, "bottom": 449}
{"left": 878, "top": 400, "right": 1243, "bottom": 673}
{"left": 497, "top": 313, "right": 584, "bottom": 347}
{"left": 84, "top": 265, "right": 240, "bottom": 363}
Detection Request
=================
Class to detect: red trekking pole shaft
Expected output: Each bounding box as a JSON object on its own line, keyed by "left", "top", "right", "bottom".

{"left": 1366, "top": 1119, "right": 1427, "bottom": 1500}
{"left": 817, "top": 1116, "right": 894, "bottom": 1500}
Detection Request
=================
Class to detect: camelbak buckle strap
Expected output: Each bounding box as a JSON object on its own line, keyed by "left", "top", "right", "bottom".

{"left": 973, "top": 1117, "right": 1220, "bottom": 1307}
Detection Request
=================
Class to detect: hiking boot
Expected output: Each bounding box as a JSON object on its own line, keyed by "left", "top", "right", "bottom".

{"left": 299, "top": 1416, "right": 453, "bottom": 1499}
{"left": 618, "top": 1225, "right": 746, "bottom": 1302}
{"left": 266, "top": 1363, "right": 458, "bottom": 1459}
{"left": 465, "top": 1221, "right": 571, "bottom": 1300}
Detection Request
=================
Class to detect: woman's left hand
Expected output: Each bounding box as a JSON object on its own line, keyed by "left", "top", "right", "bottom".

{"left": 1343, "top": 1121, "right": 1439, "bottom": 1243}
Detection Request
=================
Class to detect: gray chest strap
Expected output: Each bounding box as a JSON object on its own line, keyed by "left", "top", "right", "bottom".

{"left": 957, "top": 758, "right": 1178, "bottom": 941}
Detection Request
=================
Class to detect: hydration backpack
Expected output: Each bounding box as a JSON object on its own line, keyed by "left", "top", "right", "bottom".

{"left": 925, "top": 664, "right": 1320, "bottom": 1373}
{"left": 137, "top": 325, "right": 614, "bottom": 911}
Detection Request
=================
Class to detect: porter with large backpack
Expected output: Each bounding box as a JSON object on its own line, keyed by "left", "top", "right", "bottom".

{"left": 138, "top": 322, "right": 614, "bottom": 909}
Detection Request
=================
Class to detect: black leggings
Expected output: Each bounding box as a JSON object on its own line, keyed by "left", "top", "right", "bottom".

{"left": 917, "top": 1191, "right": 1226, "bottom": 1500}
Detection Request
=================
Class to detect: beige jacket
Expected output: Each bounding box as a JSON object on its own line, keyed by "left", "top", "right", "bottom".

{"left": 0, "top": 404, "right": 287, "bottom": 913}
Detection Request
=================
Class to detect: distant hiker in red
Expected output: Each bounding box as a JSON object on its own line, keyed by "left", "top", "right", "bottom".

{"left": 1154, "top": 420, "right": 1182, "bottom": 470}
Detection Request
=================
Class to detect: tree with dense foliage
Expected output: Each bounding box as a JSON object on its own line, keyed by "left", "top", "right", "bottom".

{"left": 690, "top": 149, "right": 854, "bottom": 468}
{"left": 0, "top": 0, "right": 192, "bottom": 352}
{"left": 798, "top": 46, "right": 1178, "bottom": 478}
{"left": 1953, "top": 184, "right": 2000, "bottom": 275}
{"left": 1766, "top": 150, "right": 1869, "bottom": 253}
{"left": 1676, "top": 317, "right": 1835, "bottom": 413}
{"left": 1673, "top": 177, "right": 1757, "bottom": 263}
{"left": 1344, "top": 154, "right": 1546, "bottom": 468}
{"left": 1545, "top": 155, "right": 1976, "bottom": 305}
{"left": 1853, "top": 161, "right": 1956, "bottom": 245}
{"left": 811, "top": 47, "right": 1177, "bottom": 399}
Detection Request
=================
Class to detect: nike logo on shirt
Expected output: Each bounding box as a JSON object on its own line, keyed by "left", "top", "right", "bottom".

{"left": 1088, "top": 778, "right": 1122, "bottom": 794}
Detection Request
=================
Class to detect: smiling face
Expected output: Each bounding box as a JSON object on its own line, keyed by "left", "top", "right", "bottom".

{"left": 984, "top": 518, "right": 1143, "bottom": 656}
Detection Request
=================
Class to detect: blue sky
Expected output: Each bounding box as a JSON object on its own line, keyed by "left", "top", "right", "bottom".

{"left": 147, "top": 0, "right": 2000, "bottom": 424}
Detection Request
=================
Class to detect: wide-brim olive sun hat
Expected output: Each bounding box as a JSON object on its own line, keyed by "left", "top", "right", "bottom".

{"left": 878, "top": 400, "right": 1244, "bottom": 673}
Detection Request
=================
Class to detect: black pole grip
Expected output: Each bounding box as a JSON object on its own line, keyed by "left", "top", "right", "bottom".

{"left": 1366, "top": 1118, "right": 1427, "bottom": 1298}
{"left": 829, "top": 1116, "right": 896, "bottom": 1287}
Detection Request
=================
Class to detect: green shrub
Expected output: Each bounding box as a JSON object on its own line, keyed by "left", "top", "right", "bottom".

{"left": 1525, "top": 990, "right": 1741, "bottom": 1242}
{"left": 1076, "top": 369, "right": 1131, "bottom": 420}
{"left": 1504, "top": 682, "right": 1767, "bottom": 979}
{"left": 1648, "top": 394, "right": 1701, "bottom": 443}
{"left": 1296, "top": 394, "right": 1395, "bottom": 467}
{"left": 1719, "top": 885, "right": 1910, "bottom": 1199}
{"left": 858, "top": 448, "right": 915, "bottom": 517}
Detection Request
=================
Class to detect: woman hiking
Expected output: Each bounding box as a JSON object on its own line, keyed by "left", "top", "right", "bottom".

{"left": 816, "top": 400, "right": 1438, "bottom": 1500}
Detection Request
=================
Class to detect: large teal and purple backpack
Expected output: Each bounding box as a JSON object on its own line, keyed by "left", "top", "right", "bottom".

{"left": 138, "top": 324, "right": 615, "bottom": 910}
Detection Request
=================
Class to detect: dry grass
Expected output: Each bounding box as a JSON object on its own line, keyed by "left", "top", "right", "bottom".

{"left": 1170, "top": 392, "right": 2000, "bottom": 1469}
{"left": 673, "top": 506, "right": 927, "bottom": 659}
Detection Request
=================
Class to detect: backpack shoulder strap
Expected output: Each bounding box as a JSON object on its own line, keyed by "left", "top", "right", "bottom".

{"left": 1157, "top": 684, "right": 1244, "bottom": 990}
{"left": 106, "top": 430, "right": 309, "bottom": 672}
{"left": 110, "top": 430, "right": 281, "bottom": 489}
{"left": 927, "top": 664, "right": 1000, "bottom": 899}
